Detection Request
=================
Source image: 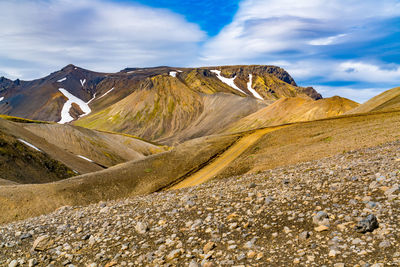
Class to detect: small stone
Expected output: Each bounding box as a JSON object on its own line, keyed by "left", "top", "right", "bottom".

{"left": 135, "top": 222, "right": 149, "bottom": 234}
{"left": 166, "top": 249, "right": 182, "bottom": 261}
{"left": 313, "top": 211, "right": 329, "bottom": 226}
{"left": 247, "top": 251, "right": 256, "bottom": 258}
{"left": 314, "top": 225, "right": 329, "bottom": 232}
{"left": 378, "top": 240, "right": 391, "bottom": 248}
{"left": 329, "top": 249, "right": 339, "bottom": 257}
{"left": 203, "top": 242, "right": 216, "bottom": 253}
{"left": 9, "top": 260, "right": 18, "bottom": 267}
{"left": 32, "top": 235, "right": 53, "bottom": 251}
{"left": 28, "top": 259, "right": 38, "bottom": 267}
{"left": 355, "top": 214, "right": 379, "bottom": 233}
{"left": 104, "top": 261, "right": 117, "bottom": 267}
{"left": 299, "top": 231, "right": 310, "bottom": 240}
{"left": 293, "top": 258, "right": 300, "bottom": 264}
{"left": 20, "top": 233, "right": 33, "bottom": 240}
{"left": 333, "top": 264, "right": 345, "bottom": 267}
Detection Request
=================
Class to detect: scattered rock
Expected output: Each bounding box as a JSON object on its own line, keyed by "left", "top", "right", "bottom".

{"left": 203, "top": 242, "right": 216, "bottom": 253}
{"left": 135, "top": 222, "right": 149, "bottom": 234}
{"left": 32, "top": 235, "right": 53, "bottom": 251}
{"left": 355, "top": 214, "right": 379, "bottom": 233}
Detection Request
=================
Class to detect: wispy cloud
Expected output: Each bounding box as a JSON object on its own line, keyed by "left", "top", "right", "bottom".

{"left": 198, "top": 0, "right": 400, "bottom": 101}
{"left": 0, "top": 0, "right": 205, "bottom": 79}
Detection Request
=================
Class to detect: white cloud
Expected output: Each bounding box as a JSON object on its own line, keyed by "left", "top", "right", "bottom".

{"left": 201, "top": 0, "right": 400, "bottom": 64}
{"left": 309, "top": 34, "right": 347, "bottom": 46}
{"left": 316, "top": 86, "right": 388, "bottom": 104}
{"left": 336, "top": 62, "right": 400, "bottom": 83}
{"left": 0, "top": 0, "right": 205, "bottom": 80}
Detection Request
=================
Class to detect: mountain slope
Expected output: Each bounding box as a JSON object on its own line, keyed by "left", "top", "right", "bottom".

{"left": 1, "top": 109, "right": 400, "bottom": 223}
{"left": 0, "top": 116, "right": 167, "bottom": 183}
{"left": 22, "top": 124, "right": 167, "bottom": 167}
{"left": 225, "top": 96, "right": 359, "bottom": 133}
{"left": 74, "top": 65, "right": 320, "bottom": 143}
{"left": 0, "top": 121, "right": 75, "bottom": 184}
{"left": 1, "top": 64, "right": 322, "bottom": 144}
{"left": 347, "top": 86, "right": 400, "bottom": 114}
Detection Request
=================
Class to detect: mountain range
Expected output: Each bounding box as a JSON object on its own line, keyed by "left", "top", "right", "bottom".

{"left": 1, "top": 64, "right": 400, "bottom": 224}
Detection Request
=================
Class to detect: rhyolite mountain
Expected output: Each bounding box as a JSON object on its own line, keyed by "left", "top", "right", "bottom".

{"left": 0, "top": 64, "right": 356, "bottom": 144}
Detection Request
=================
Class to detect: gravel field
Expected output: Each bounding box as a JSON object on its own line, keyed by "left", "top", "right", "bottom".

{"left": 1, "top": 140, "right": 399, "bottom": 266}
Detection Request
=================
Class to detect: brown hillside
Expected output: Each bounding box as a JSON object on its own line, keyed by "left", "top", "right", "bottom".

{"left": 225, "top": 96, "right": 358, "bottom": 133}
{"left": 23, "top": 124, "right": 166, "bottom": 167}
{"left": 1, "top": 109, "right": 400, "bottom": 223}
{"left": 0, "top": 125, "right": 75, "bottom": 184}
{"left": 347, "top": 86, "right": 400, "bottom": 114}
{"left": 0, "top": 134, "right": 239, "bottom": 223}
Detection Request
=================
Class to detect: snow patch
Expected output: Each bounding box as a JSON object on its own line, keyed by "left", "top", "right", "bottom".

{"left": 247, "top": 74, "right": 263, "bottom": 100}
{"left": 169, "top": 71, "right": 177, "bottom": 77}
{"left": 86, "top": 93, "right": 97, "bottom": 104}
{"left": 80, "top": 79, "right": 86, "bottom": 86}
{"left": 77, "top": 155, "right": 94, "bottom": 162}
{"left": 0, "top": 97, "right": 4, "bottom": 102}
{"left": 98, "top": 87, "right": 115, "bottom": 99}
{"left": 210, "top": 70, "right": 246, "bottom": 95}
{"left": 17, "top": 139, "right": 41, "bottom": 152}
{"left": 57, "top": 77, "right": 67, "bottom": 82}
{"left": 58, "top": 88, "right": 92, "bottom": 124}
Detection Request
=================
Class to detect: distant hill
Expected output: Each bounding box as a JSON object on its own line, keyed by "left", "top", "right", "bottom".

{"left": 224, "top": 96, "right": 359, "bottom": 133}
{"left": 346, "top": 86, "right": 400, "bottom": 114}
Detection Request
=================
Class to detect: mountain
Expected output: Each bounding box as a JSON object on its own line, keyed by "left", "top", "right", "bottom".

{"left": 0, "top": 116, "right": 166, "bottom": 183}
{"left": 346, "top": 86, "right": 400, "bottom": 114}
{"left": 0, "top": 64, "right": 323, "bottom": 144}
{"left": 74, "top": 65, "right": 322, "bottom": 143}
{"left": 224, "top": 96, "right": 359, "bottom": 133}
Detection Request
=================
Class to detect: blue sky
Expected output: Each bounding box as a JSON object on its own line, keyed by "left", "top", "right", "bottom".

{"left": 1, "top": 0, "right": 400, "bottom": 103}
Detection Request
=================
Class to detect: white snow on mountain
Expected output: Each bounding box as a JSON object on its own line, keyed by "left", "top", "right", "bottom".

{"left": 98, "top": 87, "right": 115, "bottom": 99}
{"left": 77, "top": 155, "right": 94, "bottom": 162}
{"left": 58, "top": 88, "right": 92, "bottom": 124}
{"left": 17, "top": 139, "right": 41, "bottom": 152}
{"left": 169, "top": 71, "right": 177, "bottom": 77}
{"left": 80, "top": 79, "right": 86, "bottom": 86}
{"left": 247, "top": 74, "right": 263, "bottom": 100}
{"left": 210, "top": 70, "right": 246, "bottom": 95}
{"left": 57, "top": 77, "right": 67, "bottom": 82}
{"left": 0, "top": 97, "right": 4, "bottom": 102}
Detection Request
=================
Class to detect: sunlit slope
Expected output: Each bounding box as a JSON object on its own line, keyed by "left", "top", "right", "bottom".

{"left": 225, "top": 96, "right": 359, "bottom": 133}
{"left": 217, "top": 109, "right": 400, "bottom": 179}
{"left": 23, "top": 123, "right": 166, "bottom": 167}
{"left": 347, "top": 87, "right": 400, "bottom": 114}
{"left": 0, "top": 134, "right": 239, "bottom": 223}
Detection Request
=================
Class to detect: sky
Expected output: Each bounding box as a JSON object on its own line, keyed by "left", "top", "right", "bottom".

{"left": 1, "top": 0, "right": 400, "bottom": 103}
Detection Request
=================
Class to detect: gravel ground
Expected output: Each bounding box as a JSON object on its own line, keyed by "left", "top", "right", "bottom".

{"left": 1, "top": 140, "right": 399, "bottom": 267}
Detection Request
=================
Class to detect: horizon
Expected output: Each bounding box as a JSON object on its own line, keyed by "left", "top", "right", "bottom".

{"left": 1, "top": 0, "right": 400, "bottom": 103}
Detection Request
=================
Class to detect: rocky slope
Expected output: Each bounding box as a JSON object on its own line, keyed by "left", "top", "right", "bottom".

{"left": 0, "top": 140, "right": 399, "bottom": 266}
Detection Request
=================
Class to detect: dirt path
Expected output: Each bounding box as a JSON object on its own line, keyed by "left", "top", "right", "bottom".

{"left": 170, "top": 125, "right": 289, "bottom": 189}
